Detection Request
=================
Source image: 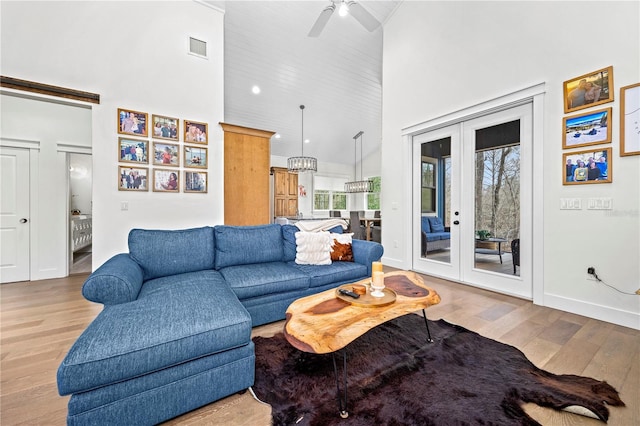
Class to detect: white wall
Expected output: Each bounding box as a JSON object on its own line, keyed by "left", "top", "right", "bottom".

{"left": 382, "top": 1, "right": 639, "bottom": 329}
{"left": 1, "top": 1, "right": 225, "bottom": 269}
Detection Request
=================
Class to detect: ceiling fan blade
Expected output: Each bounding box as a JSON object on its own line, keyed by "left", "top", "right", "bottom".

{"left": 347, "top": 1, "right": 380, "bottom": 32}
{"left": 308, "top": 4, "right": 335, "bottom": 37}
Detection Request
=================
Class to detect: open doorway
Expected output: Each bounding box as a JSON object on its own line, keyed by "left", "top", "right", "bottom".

{"left": 69, "top": 153, "right": 92, "bottom": 274}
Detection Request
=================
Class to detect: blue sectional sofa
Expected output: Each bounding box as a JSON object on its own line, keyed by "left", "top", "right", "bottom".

{"left": 57, "top": 223, "right": 383, "bottom": 425}
{"left": 421, "top": 216, "right": 451, "bottom": 254}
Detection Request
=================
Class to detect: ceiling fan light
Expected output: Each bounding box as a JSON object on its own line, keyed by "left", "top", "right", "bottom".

{"left": 338, "top": 2, "right": 349, "bottom": 17}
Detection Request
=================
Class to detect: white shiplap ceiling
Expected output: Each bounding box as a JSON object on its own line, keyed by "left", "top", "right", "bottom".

{"left": 208, "top": 1, "right": 401, "bottom": 165}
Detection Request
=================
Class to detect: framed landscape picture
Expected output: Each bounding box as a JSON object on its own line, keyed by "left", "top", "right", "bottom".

{"left": 184, "top": 171, "right": 208, "bottom": 193}
{"left": 563, "top": 66, "right": 614, "bottom": 114}
{"left": 153, "top": 169, "right": 179, "bottom": 192}
{"left": 118, "top": 108, "right": 148, "bottom": 137}
{"left": 118, "top": 138, "right": 149, "bottom": 164}
{"left": 562, "top": 147, "right": 612, "bottom": 185}
{"left": 184, "top": 145, "right": 208, "bottom": 168}
{"left": 184, "top": 120, "right": 208, "bottom": 144}
{"left": 152, "top": 114, "right": 179, "bottom": 141}
{"left": 562, "top": 107, "right": 611, "bottom": 149}
{"left": 152, "top": 142, "right": 180, "bottom": 167}
{"left": 620, "top": 82, "right": 640, "bottom": 156}
{"left": 118, "top": 166, "right": 148, "bottom": 191}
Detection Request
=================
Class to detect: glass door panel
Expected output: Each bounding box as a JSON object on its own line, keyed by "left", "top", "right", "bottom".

{"left": 413, "top": 125, "right": 460, "bottom": 281}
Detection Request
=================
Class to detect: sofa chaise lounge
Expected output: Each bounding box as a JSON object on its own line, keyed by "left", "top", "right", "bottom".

{"left": 57, "top": 223, "right": 383, "bottom": 425}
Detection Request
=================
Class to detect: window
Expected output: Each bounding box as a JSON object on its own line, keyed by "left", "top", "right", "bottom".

{"left": 313, "top": 175, "right": 349, "bottom": 211}
{"left": 421, "top": 161, "right": 436, "bottom": 213}
{"left": 366, "top": 176, "right": 381, "bottom": 210}
{"left": 332, "top": 192, "right": 346, "bottom": 209}
{"left": 314, "top": 190, "right": 329, "bottom": 210}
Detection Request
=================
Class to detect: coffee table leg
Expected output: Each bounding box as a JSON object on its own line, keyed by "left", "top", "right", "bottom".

{"left": 422, "top": 309, "right": 434, "bottom": 343}
{"left": 332, "top": 350, "right": 349, "bottom": 418}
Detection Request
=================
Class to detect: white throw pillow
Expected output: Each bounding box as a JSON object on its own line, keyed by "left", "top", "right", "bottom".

{"left": 295, "top": 231, "right": 332, "bottom": 265}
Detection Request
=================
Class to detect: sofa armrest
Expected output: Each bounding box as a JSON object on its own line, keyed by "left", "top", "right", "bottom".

{"left": 82, "top": 254, "right": 144, "bottom": 305}
{"left": 351, "top": 239, "right": 384, "bottom": 276}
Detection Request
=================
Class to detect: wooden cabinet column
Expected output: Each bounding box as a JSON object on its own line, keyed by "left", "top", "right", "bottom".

{"left": 219, "top": 122, "right": 275, "bottom": 225}
{"left": 272, "top": 167, "right": 298, "bottom": 218}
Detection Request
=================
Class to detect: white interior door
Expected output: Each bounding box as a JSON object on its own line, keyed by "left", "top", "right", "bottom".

{"left": 1, "top": 147, "right": 30, "bottom": 283}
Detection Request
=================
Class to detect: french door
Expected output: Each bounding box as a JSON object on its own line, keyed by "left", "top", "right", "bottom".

{"left": 413, "top": 104, "right": 532, "bottom": 299}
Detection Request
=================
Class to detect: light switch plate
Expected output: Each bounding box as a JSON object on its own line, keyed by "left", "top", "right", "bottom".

{"left": 560, "top": 198, "right": 581, "bottom": 210}
{"left": 587, "top": 198, "right": 612, "bottom": 210}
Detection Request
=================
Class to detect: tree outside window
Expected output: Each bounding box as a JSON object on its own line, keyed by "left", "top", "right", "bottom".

{"left": 366, "top": 176, "right": 381, "bottom": 210}
{"left": 314, "top": 190, "right": 329, "bottom": 210}
{"left": 332, "top": 192, "right": 347, "bottom": 210}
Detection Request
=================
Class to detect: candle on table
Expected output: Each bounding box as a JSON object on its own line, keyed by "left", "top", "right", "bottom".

{"left": 372, "top": 261, "right": 383, "bottom": 274}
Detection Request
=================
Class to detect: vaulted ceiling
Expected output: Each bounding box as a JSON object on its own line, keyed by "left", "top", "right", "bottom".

{"left": 208, "top": 1, "right": 401, "bottom": 165}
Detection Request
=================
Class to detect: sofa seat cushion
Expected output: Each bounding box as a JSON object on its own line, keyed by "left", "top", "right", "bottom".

{"left": 129, "top": 227, "right": 215, "bottom": 281}
{"left": 287, "top": 260, "right": 367, "bottom": 288}
{"left": 215, "top": 224, "right": 284, "bottom": 269}
{"left": 57, "top": 271, "right": 251, "bottom": 395}
{"left": 424, "top": 231, "right": 450, "bottom": 242}
{"left": 219, "top": 262, "right": 310, "bottom": 300}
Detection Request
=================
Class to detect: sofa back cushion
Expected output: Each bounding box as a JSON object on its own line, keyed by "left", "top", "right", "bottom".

{"left": 421, "top": 216, "right": 431, "bottom": 234}
{"left": 428, "top": 216, "right": 445, "bottom": 233}
{"left": 129, "top": 227, "right": 215, "bottom": 281}
{"left": 215, "top": 224, "right": 284, "bottom": 269}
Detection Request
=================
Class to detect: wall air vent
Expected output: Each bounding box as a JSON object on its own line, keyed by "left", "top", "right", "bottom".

{"left": 188, "top": 37, "right": 208, "bottom": 59}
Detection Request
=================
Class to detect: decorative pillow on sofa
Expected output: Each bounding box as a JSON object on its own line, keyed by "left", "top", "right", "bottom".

{"left": 428, "top": 216, "right": 445, "bottom": 233}
{"left": 295, "top": 231, "right": 332, "bottom": 265}
{"left": 330, "top": 232, "right": 354, "bottom": 262}
{"left": 421, "top": 216, "right": 431, "bottom": 234}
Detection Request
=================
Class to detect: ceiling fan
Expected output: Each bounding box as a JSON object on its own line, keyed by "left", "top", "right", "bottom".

{"left": 308, "top": 1, "right": 381, "bottom": 37}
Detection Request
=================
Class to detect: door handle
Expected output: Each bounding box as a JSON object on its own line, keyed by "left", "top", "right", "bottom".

{"left": 453, "top": 220, "right": 460, "bottom": 225}
{"left": 20, "top": 218, "right": 28, "bottom": 223}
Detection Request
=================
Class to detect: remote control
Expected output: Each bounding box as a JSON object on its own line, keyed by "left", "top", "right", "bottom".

{"left": 338, "top": 288, "right": 360, "bottom": 299}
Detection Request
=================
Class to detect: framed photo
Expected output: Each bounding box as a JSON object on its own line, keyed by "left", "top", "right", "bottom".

{"left": 184, "top": 120, "right": 208, "bottom": 144}
{"left": 184, "top": 145, "right": 208, "bottom": 168}
{"left": 184, "top": 171, "right": 208, "bottom": 193}
{"left": 118, "top": 166, "right": 148, "bottom": 191}
{"left": 563, "top": 147, "right": 612, "bottom": 185}
{"left": 152, "top": 142, "right": 180, "bottom": 167}
{"left": 562, "top": 107, "right": 611, "bottom": 149}
{"left": 118, "top": 137, "right": 149, "bottom": 164}
{"left": 563, "top": 66, "right": 614, "bottom": 114}
{"left": 118, "top": 108, "right": 148, "bottom": 137}
{"left": 153, "top": 169, "right": 180, "bottom": 192}
{"left": 620, "top": 82, "right": 640, "bottom": 156}
{"left": 151, "top": 114, "right": 179, "bottom": 141}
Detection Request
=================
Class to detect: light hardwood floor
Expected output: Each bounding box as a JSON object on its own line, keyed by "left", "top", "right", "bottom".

{"left": 1, "top": 270, "right": 638, "bottom": 425}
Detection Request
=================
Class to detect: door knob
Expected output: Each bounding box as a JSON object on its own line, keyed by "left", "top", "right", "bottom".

{"left": 20, "top": 218, "right": 28, "bottom": 223}
{"left": 453, "top": 220, "right": 460, "bottom": 225}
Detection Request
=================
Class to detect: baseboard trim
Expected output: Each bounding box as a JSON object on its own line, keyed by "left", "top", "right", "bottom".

{"left": 544, "top": 293, "right": 639, "bottom": 330}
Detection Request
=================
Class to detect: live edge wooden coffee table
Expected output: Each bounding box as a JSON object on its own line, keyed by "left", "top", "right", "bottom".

{"left": 283, "top": 270, "right": 441, "bottom": 418}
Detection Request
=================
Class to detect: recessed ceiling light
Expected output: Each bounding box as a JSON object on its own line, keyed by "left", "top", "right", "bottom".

{"left": 304, "top": 139, "right": 310, "bottom": 144}
{"left": 274, "top": 133, "right": 281, "bottom": 139}
{"left": 251, "top": 85, "right": 261, "bottom": 94}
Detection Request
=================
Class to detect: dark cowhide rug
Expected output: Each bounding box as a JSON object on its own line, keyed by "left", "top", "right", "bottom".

{"left": 252, "top": 314, "right": 624, "bottom": 425}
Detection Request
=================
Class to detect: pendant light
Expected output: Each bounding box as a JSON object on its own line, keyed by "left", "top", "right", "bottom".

{"left": 344, "top": 131, "right": 373, "bottom": 193}
{"left": 287, "top": 105, "right": 317, "bottom": 173}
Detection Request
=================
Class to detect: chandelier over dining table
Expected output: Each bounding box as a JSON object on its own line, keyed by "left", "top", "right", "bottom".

{"left": 344, "top": 131, "right": 373, "bottom": 193}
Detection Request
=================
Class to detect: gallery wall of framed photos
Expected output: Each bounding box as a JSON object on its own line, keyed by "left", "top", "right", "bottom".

{"left": 117, "top": 108, "right": 208, "bottom": 193}
{"left": 562, "top": 66, "right": 640, "bottom": 186}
